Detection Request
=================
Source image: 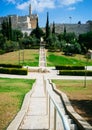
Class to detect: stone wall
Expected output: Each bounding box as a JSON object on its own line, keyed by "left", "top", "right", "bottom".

{"left": 0, "top": 14, "right": 37, "bottom": 30}
{"left": 50, "top": 23, "right": 91, "bottom": 36}
{"left": 11, "top": 15, "right": 18, "bottom": 29}
{"left": 0, "top": 16, "right": 6, "bottom": 24}
{"left": 17, "top": 16, "right": 31, "bottom": 29}
{"left": 30, "top": 14, "right": 38, "bottom": 29}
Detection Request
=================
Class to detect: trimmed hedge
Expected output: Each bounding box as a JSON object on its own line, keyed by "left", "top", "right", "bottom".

{"left": 56, "top": 65, "right": 85, "bottom": 70}
{"left": 59, "top": 70, "right": 92, "bottom": 76}
{"left": 0, "top": 68, "right": 28, "bottom": 75}
{"left": 0, "top": 64, "right": 22, "bottom": 68}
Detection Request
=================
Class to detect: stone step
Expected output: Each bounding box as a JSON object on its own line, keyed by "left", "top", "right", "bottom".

{"left": 19, "top": 115, "right": 48, "bottom": 130}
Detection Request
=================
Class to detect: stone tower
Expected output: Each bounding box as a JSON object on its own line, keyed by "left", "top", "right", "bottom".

{"left": 29, "top": 4, "right": 38, "bottom": 29}
{"left": 29, "top": 4, "right": 32, "bottom": 17}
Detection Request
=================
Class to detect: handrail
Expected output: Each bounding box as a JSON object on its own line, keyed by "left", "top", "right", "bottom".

{"left": 45, "top": 79, "right": 70, "bottom": 130}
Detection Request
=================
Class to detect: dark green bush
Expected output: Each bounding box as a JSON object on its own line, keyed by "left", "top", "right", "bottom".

{"left": 56, "top": 65, "right": 85, "bottom": 70}
{"left": 59, "top": 70, "right": 92, "bottom": 76}
{"left": 0, "top": 68, "right": 27, "bottom": 75}
{"left": 0, "top": 64, "right": 22, "bottom": 68}
{"left": 30, "top": 45, "right": 40, "bottom": 49}
{"left": 0, "top": 50, "right": 5, "bottom": 54}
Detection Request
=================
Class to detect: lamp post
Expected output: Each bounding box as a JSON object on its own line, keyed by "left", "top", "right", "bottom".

{"left": 22, "top": 49, "right": 24, "bottom": 65}
{"left": 19, "top": 48, "right": 20, "bottom": 65}
{"left": 84, "top": 52, "right": 89, "bottom": 88}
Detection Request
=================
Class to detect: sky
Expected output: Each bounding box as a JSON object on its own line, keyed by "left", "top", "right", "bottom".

{"left": 0, "top": 0, "right": 92, "bottom": 27}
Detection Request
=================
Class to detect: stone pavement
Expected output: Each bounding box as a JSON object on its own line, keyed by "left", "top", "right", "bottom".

{"left": 19, "top": 74, "right": 48, "bottom": 130}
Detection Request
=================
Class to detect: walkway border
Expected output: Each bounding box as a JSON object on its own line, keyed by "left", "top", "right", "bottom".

{"left": 49, "top": 80, "right": 92, "bottom": 130}
{"left": 45, "top": 78, "right": 70, "bottom": 130}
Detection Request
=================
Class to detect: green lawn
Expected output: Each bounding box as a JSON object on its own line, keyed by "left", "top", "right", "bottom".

{"left": 47, "top": 51, "right": 92, "bottom": 66}
{"left": 52, "top": 80, "right": 92, "bottom": 93}
{"left": 0, "top": 78, "right": 35, "bottom": 130}
{"left": 0, "top": 49, "right": 39, "bottom": 66}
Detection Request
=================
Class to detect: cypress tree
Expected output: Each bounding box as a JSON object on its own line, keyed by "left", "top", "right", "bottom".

{"left": 46, "top": 12, "right": 50, "bottom": 39}
{"left": 52, "top": 21, "right": 55, "bottom": 34}
{"left": 64, "top": 26, "right": 66, "bottom": 34}
{"left": 1, "top": 19, "right": 7, "bottom": 38}
{"left": 1, "top": 17, "right": 12, "bottom": 40}
{"left": 35, "top": 18, "right": 40, "bottom": 39}
{"left": 8, "top": 16, "right": 12, "bottom": 40}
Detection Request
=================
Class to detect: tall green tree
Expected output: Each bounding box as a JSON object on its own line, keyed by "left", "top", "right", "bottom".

{"left": 0, "top": 33, "right": 6, "bottom": 50}
{"left": 79, "top": 31, "right": 92, "bottom": 52}
{"left": 1, "top": 17, "right": 12, "bottom": 40}
{"left": 52, "top": 21, "right": 55, "bottom": 34}
{"left": 8, "top": 16, "right": 12, "bottom": 40}
{"left": 12, "top": 29, "right": 23, "bottom": 41}
{"left": 1, "top": 19, "right": 8, "bottom": 38}
{"left": 46, "top": 12, "right": 50, "bottom": 39}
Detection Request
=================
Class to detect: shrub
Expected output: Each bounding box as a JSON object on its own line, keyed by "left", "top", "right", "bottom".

{"left": 56, "top": 65, "right": 85, "bottom": 70}
{"left": 0, "top": 50, "right": 5, "bottom": 55}
{"left": 0, "top": 68, "right": 27, "bottom": 75}
{"left": 59, "top": 70, "right": 92, "bottom": 76}
{"left": 0, "top": 64, "right": 22, "bottom": 68}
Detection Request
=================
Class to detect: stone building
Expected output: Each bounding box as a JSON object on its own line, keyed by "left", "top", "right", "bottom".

{"left": 0, "top": 4, "right": 38, "bottom": 35}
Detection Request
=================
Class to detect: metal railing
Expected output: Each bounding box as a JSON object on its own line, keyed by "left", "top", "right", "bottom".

{"left": 44, "top": 78, "right": 70, "bottom": 130}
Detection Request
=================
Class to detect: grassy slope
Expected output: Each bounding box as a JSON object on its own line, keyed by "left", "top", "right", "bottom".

{"left": 47, "top": 51, "right": 92, "bottom": 66}
{"left": 0, "top": 78, "right": 35, "bottom": 130}
{"left": 0, "top": 49, "right": 39, "bottom": 66}
{"left": 53, "top": 80, "right": 92, "bottom": 125}
{"left": 1, "top": 49, "right": 92, "bottom": 67}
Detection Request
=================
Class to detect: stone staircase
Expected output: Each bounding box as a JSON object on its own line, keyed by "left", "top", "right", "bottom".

{"left": 19, "top": 75, "right": 48, "bottom": 130}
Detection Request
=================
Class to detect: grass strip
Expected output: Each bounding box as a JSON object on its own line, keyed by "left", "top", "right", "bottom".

{"left": 0, "top": 78, "right": 35, "bottom": 130}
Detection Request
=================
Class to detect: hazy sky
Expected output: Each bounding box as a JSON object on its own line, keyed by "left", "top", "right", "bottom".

{"left": 0, "top": 0, "right": 92, "bottom": 27}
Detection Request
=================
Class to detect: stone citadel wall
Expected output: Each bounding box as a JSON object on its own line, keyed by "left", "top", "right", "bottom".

{"left": 50, "top": 23, "right": 92, "bottom": 36}
{"left": 0, "top": 15, "right": 92, "bottom": 36}
{"left": 0, "top": 14, "right": 37, "bottom": 31}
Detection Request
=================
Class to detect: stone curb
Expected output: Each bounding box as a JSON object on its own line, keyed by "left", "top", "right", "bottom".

{"left": 49, "top": 80, "right": 92, "bottom": 130}
{"left": 7, "top": 82, "right": 36, "bottom": 130}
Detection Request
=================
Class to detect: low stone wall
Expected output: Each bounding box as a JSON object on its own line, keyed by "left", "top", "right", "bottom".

{"left": 49, "top": 80, "right": 92, "bottom": 130}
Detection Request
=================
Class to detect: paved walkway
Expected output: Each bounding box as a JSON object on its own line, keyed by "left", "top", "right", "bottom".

{"left": 19, "top": 75, "right": 48, "bottom": 130}
{"left": 39, "top": 45, "right": 46, "bottom": 67}
{"left": 19, "top": 46, "right": 48, "bottom": 130}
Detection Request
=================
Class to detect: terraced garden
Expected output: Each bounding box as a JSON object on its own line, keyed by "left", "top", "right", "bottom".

{"left": 0, "top": 49, "right": 92, "bottom": 129}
